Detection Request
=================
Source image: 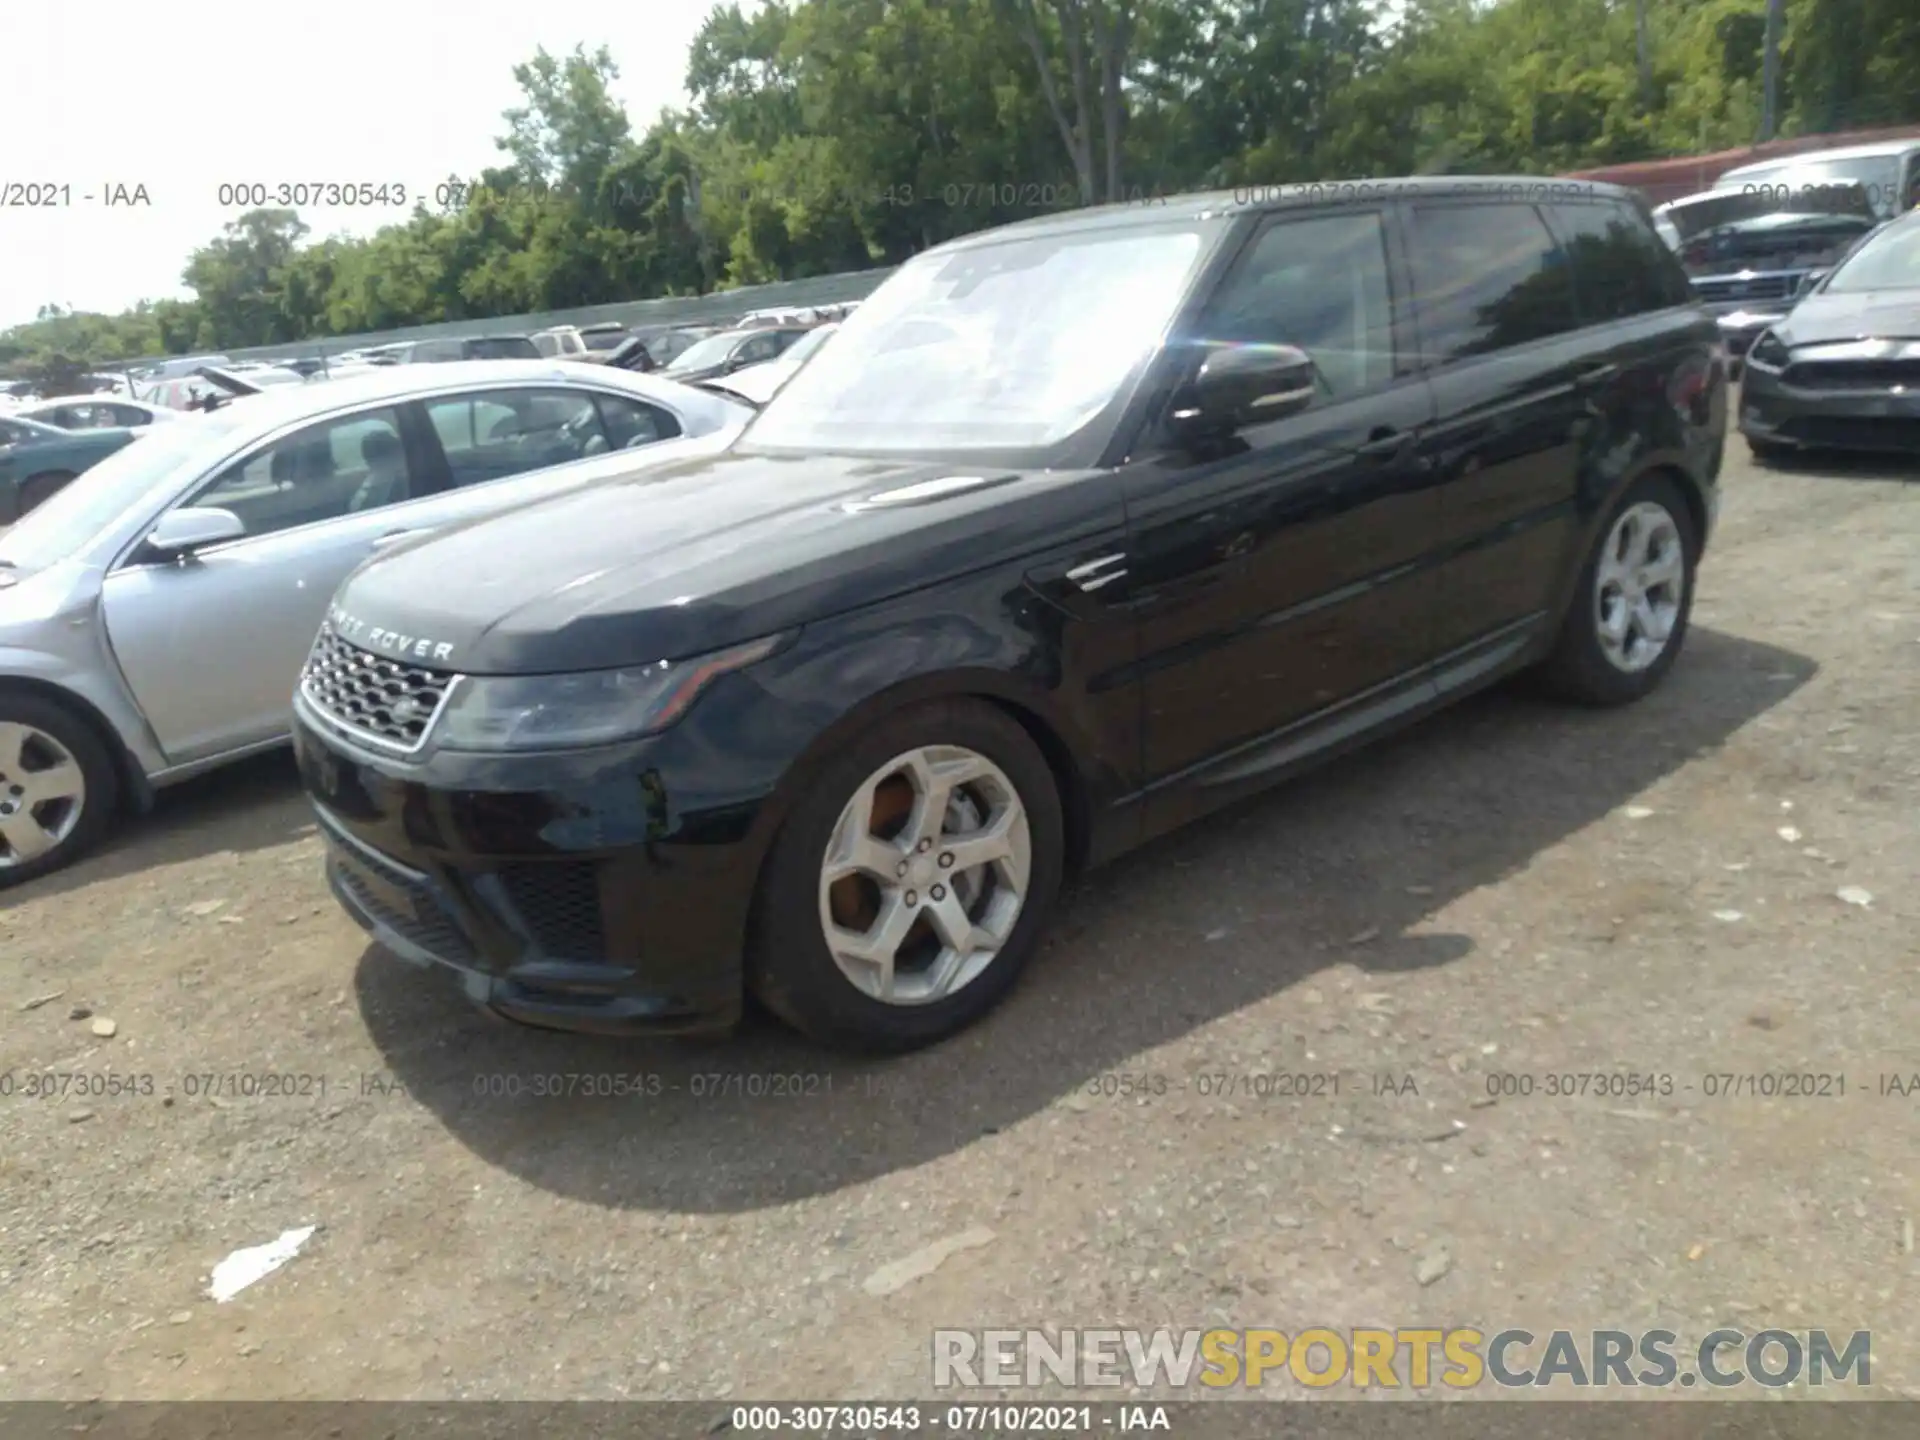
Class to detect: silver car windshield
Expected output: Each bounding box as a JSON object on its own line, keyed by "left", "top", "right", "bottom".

{"left": 1824, "top": 218, "right": 1920, "bottom": 293}
{"left": 746, "top": 221, "right": 1217, "bottom": 454}
{"left": 0, "top": 411, "right": 249, "bottom": 570}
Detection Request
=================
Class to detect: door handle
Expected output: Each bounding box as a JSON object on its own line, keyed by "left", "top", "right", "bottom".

{"left": 1579, "top": 362, "right": 1620, "bottom": 386}
{"left": 1356, "top": 427, "right": 1412, "bottom": 462}
{"left": 371, "top": 528, "right": 423, "bottom": 549}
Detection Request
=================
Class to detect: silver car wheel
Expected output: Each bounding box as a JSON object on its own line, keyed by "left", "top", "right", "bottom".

{"left": 1594, "top": 501, "right": 1686, "bottom": 674}
{"left": 818, "top": 744, "right": 1033, "bottom": 1006}
{"left": 0, "top": 721, "right": 87, "bottom": 867}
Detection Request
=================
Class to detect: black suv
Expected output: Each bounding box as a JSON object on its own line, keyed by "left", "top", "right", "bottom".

{"left": 293, "top": 177, "right": 1726, "bottom": 1052}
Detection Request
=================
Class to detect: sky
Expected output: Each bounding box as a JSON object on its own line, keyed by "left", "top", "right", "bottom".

{"left": 0, "top": 0, "right": 730, "bottom": 330}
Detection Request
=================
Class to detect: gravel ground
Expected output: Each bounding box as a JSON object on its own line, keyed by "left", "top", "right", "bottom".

{"left": 1, "top": 440, "right": 1917, "bottom": 1403}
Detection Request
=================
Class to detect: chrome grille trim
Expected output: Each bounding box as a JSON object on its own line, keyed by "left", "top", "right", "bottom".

{"left": 299, "top": 625, "right": 458, "bottom": 754}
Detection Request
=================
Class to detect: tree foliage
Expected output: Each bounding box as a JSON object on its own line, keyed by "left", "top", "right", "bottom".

{"left": 7, "top": 0, "right": 1920, "bottom": 375}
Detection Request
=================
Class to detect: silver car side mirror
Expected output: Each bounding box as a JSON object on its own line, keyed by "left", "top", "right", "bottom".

{"left": 147, "top": 506, "right": 246, "bottom": 556}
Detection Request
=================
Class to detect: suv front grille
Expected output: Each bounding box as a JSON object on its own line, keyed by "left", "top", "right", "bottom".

{"left": 301, "top": 625, "right": 454, "bottom": 752}
{"left": 1694, "top": 274, "right": 1797, "bottom": 305}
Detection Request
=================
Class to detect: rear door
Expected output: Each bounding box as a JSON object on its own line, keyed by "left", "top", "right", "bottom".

{"left": 1404, "top": 199, "right": 1595, "bottom": 684}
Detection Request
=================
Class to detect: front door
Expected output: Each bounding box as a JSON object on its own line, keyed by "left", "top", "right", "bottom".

{"left": 1121, "top": 205, "right": 1441, "bottom": 830}
{"left": 100, "top": 405, "right": 432, "bottom": 763}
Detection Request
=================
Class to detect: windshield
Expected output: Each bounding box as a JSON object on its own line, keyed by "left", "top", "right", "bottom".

{"left": 666, "top": 332, "right": 748, "bottom": 373}
{"left": 1677, "top": 214, "right": 1877, "bottom": 277}
{"left": 583, "top": 329, "right": 628, "bottom": 351}
{"left": 1823, "top": 216, "right": 1920, "bottom": 293}
{"left": 0, "top": 409, "right": 248, "bottom": 570}
{"left": 469, "top": 337, "right": 540, "bottom": 359}
{"left": 1721, "top": 156, "right": 1906, "bottom": 217}
{"left": 746, "top": 221, "right": 1217, "bottom": 455}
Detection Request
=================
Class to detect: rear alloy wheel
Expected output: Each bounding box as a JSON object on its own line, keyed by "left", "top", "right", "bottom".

{"left": 0, "top": 693, "right": 119, "bottom": 888}
{"left": 749, "top": 700, "right": 1063, "bottom": 1051}
{"left": 1539, "top": 476, "right": 1698, "bottom": 707}
{"left": 18, "top": 471, "right": 76, "bottom": 516}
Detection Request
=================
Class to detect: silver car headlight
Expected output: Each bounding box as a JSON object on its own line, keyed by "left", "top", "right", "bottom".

{"left": 434, "top": 633, "right": 787, "bottom": 752}
{"left": 1746, "top": 330, "right": 1790, "bottom": 371}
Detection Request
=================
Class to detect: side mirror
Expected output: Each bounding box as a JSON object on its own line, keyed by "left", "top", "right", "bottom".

{"left": 1795, "top": 269, "right": 1828, "bottom": 299}
{"left": 146, "top": 506, "right": 245, "bottom": 556}
{"left": 1169, "top": 343, "right": 1318, "bottom": 442}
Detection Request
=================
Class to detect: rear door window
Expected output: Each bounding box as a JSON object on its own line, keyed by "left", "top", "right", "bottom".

{"left": 1547, "top": 199, "right": 1695, "bottom": 320}
{"left": 1406, "top": 202, "right": 1582, "bottom": 362}
{"left": 423, "top": 387, "right": 610, "bottom": 488}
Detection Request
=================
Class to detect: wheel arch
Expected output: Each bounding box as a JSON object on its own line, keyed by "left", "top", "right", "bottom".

{"left": 740, "top": 666, "right": 1100, "bottom": 896}
{"left": 1550, "top": 459, "right": 1707, "bottom": 639}
{"left": 0, "top": 675, "right": 154, "bottom": 815}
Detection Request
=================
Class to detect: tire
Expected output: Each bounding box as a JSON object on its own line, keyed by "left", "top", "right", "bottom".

{"left": 18, "top": 470, "right": 76, "bottom": 516}
{"left": 1538, "top": 474, "right": 1699, "bottom": 708}
{"left": 0, "top": 689, "right": 121, "bottom": 889}
{"left": 748, "top": 697, "right": 1065, "bottom": 1052}
{"left": 1745, "top": 438, "right": 1794, "bottom": 466}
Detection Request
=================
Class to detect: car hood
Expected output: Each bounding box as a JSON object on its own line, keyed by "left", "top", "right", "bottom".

{"left": 1772, "top": 290, "right": 1920, "bottom": 347}
{"left": 329, "top": 448, "right": 1111, "bottom": 675}
{"left": 1665, "top": 183, "right": 1876, "bottom": 239}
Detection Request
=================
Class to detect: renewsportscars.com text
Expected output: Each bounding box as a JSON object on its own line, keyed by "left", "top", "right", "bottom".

{"left": 932, "top": 1327, "right": 1871, "bottom": 1390}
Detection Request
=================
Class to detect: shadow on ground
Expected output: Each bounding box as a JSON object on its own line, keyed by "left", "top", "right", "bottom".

{"left": 354, "top": 626, "right": 1816, "bottom": 1212}
{"left": 12, "top": 749, "right": 311, "bottom": 904}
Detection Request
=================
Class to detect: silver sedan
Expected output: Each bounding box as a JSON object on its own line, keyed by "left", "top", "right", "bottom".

{"left": 0, "top": 360, "right": 751, "bottom": 885}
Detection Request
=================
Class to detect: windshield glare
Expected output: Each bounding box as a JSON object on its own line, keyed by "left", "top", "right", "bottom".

{"left": 0, "top": 411, "right": 247, "bottom": 569}
{"left": 747, "top": 223, "right": 1215, "bottom": 455}
{"left": 1824, "top": 218, "right": 1920, "bottom": 293}
{"left": 667, "top": 333, "right": 747, "bottom": 372}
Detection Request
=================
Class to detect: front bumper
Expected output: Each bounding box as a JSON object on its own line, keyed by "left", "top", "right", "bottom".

{"left": 293, "top": 706, "right": 769, "bottom": 1036}
{"left": 1738, "top": 363, "right": 1920, "bottom": 453}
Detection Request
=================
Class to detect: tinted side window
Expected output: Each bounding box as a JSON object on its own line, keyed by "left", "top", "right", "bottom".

{"left": 1194, "top": 209, "right": 1397, "bottom": 400}
{"left": 1549, "top": 199, "right": 1692, "bottom": 319}
{"left": 193, "top": 407, "right": 412, "bottom": 537}
{"left": 108, "top": 404, "right": 153, "bottom": 426}
{"left": 424, "top": 387, "right": 609, "bottom": 488}
{"left": 594, "top": 394, "right": 681, "bottom": 449}
{"left": 1407, "top": 203, "right": 1580, "bottom": 362}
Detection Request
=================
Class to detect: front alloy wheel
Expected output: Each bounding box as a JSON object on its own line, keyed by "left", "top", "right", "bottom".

{"left": 750, "top": 699, "right": 1063, "bottom": 1051}
{"left": 0, "top": 691, "right": 119, "bottom": 889}
{"left": 819, "top": 745, "right": 1033, "bottom": 1006}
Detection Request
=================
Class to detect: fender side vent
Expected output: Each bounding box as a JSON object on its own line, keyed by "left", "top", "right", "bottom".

{"left": 840, "top": 474, "right": 1020, "bottom": 513}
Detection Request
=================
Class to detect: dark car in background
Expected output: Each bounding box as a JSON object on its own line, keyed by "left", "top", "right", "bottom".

{"left": 1739, "top": 207, "right": 1920, "bottom": 459}
{"left": 0, "top": 414, "right": 141, "bottom": 522}
{"left": 659, "top": 326, "right": 813, "bottom": 384}
{"left": 1654, "top": 179, "right": 1881, "bottom": 368}
{"left": 294, "top": 178, "right": 1724, "bottom": 1052}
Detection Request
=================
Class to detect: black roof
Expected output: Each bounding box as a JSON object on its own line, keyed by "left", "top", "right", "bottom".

{"left": 942, "top": 176, "right": 1639, "bottom": 252}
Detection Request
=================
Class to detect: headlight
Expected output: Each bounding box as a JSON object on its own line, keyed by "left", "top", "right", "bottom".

{"left": 1747, "top": 331, "right": 1790, "bottom": 370}
{"left": 433, "top": 633, "right": 787, "bottom": 752}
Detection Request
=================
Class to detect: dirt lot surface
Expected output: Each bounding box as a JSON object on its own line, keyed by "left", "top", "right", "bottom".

{"left": 2, "top": 440, "right": 1917, "bottom": 1404}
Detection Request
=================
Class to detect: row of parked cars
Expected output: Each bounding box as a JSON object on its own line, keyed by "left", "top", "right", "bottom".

{"left": 0, "top": 306, "right": 856, "bottom": 524}
{"left": 3, "top": 168, "right": 1911, "bottom": 1052}
{"left": 1645, "top": 136, "right": 1920, "bottom": 459}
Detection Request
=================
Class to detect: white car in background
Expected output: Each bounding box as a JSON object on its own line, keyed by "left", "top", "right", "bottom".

{"left": 532, "top": 326, "right": 590, "bottom": 359}
{"left": 15, "top": 397, "right": 181, "bottom": 430}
